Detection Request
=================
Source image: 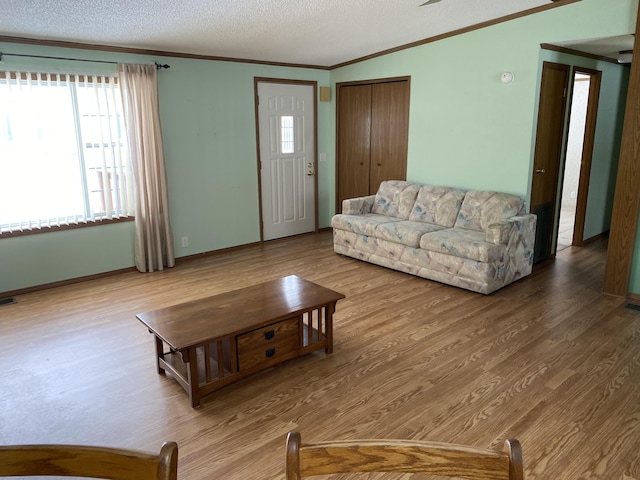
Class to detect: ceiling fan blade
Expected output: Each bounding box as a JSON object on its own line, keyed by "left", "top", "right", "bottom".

{"left": 420, "top": 0, "right": 443, "bottom": 5}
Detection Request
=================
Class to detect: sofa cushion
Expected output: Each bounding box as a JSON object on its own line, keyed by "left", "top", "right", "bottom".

{"left": 331, "top": 213, "right": 402, "bottom": 236}
{"left": 409, "top": 185, "right": 466, "bottom": 227}
{"left": 454, "top": 190, "right": 525, "bottom": 231}
{"left": 375, "top": 220, "right": 446, "bottom": 248}
{"left": 419, "top": 228, "right": 503, "bottom": 263}
{"left": 371, "top": 180, "right": 420, "bottom": 219}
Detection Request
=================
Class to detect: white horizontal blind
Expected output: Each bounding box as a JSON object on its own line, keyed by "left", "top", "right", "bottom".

{"left": 0, "top": 70, "right": 134, "bottom": 235}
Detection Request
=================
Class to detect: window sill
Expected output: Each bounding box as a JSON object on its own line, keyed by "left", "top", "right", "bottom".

{"left": 0, "top": 216, "right": 134, "bottom": 239}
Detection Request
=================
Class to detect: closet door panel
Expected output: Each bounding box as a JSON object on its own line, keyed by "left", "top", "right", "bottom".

{"left": 370, "top": 81, "right": 410, "bottom": 193}
{"left": 337, "top": 84, "right": 372, "bottom": 210}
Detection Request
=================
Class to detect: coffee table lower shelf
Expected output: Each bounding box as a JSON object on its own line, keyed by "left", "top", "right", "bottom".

{"left": 157, "top": 322, "right": 327, "bottom": 406}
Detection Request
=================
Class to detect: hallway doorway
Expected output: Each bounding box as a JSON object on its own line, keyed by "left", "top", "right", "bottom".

{"left": 557, "top": 68, "right": 601, "bottom": 252}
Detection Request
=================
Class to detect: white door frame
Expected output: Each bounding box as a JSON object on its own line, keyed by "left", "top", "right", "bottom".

{"left": 254, "top": 78, "right": 318, "bottom": 241}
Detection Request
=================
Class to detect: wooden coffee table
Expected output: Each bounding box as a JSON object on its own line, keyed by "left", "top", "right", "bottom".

{"left": 136, "top": 275, "right": 345, "bottom": 407}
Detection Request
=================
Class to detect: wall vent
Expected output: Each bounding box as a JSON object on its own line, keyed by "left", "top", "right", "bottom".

{"left": 0, "top": 297, "right": 17, "bottom": 306}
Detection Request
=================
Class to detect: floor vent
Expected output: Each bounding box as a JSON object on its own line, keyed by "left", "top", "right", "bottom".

{"left": 625, "top": 303, "right": 640, "bottom": 311}
{"left": 0, "top": 297, "right": 17, "bottom": 306}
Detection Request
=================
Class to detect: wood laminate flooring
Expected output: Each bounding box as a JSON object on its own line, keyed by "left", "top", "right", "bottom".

{"left": 1, "top": 231, "right": 638, "bottom": 479}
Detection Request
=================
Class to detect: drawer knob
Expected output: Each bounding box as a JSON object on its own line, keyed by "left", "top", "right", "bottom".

{"left": 265, "top": 348, "right": 276, "bottom": 358}
{"left": 264, "top": 330, "right": 275, "bottom": 340}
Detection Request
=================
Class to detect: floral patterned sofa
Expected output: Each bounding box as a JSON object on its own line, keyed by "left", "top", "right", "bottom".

{"left": 331, "top": 180, "right": 537, "bottom": 294}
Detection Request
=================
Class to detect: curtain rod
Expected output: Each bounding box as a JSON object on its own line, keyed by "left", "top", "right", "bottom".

{"left": 0, "top": 52, "right": 170, "bottom": 69}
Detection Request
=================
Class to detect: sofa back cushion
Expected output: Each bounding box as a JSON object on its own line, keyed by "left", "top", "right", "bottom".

{"left": 408, "top": 185, "right": 466, "bottom": 227}
{"left": 454, "top": 190, "right": 525, "bottom": 231}
{"left": 371, "top": 180, "right": 420, "bottom": 219}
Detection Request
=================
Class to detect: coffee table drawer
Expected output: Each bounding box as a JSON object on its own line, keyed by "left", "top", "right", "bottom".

{"left": 237, "top": 317, "right": 299, "bottom": 370}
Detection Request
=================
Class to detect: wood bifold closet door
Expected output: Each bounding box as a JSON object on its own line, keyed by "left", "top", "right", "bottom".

{"left": 337, "top": 79, "right": 410, "bottom": 211}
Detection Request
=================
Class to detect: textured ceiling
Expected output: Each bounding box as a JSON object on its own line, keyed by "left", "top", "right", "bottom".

{"left": 553, "top": 34, "right": 635, "bottom": 61}
{"left": 2, "top": 0, "right": 564, "bottom": 67}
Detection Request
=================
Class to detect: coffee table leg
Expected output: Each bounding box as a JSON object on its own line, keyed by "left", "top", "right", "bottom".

{"left": 325, "top": 302, "right": 336, "bottom": 354}
{"left": 185, "top": 347, "right": 201, "bottom": 408}
{"left": 154, "top": 336, "right": 165, "bottom": 375}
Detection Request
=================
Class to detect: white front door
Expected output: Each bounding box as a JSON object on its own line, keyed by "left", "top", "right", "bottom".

{"left": 257, "top": 81, "right": 316, "bottom": 241}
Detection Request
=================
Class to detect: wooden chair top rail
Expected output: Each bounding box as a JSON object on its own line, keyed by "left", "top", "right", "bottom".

{"left": 286, "top": 431, "right": 523, "bottom": 480}
{"left": 0, "top": 442, "right": 178, "bottom": 480}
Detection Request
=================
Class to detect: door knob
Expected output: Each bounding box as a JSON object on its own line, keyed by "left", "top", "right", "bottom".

{"left": 307, "top": 171, "right": 314, "bottom": 176}
{"left": 535, "top": 169, "right": 546, "bottom": 173}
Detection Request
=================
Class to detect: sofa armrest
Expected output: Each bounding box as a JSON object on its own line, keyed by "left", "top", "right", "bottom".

{"left": 486, "top": 221, "right": 514, "bottom": 245}
{"left": 342, "top": 195, "right": 375, "bottom": 215}
{"left": 509, "top": 214, "right": 537, "bottom": 250}
{"left": 486, "top": 214, "right": 537, "bottom": 247}
{"left": 486, "top": 214, "right": 537, "bottom": 253}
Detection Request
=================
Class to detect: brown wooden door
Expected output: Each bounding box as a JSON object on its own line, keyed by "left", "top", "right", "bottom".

{"left": 337, "top": 84, "right": 372, "bottom": 206}
{"left": 571, "top": 68, "right": 601, "bottom": 247}
{"left": 370, "top": 81, "right": 410, "bottom": 192}
{"left": 530, "top": 62, "right": 570, "bottom": 263}
{"left": 336, "top": 78, "right": 410, "bottom": 212}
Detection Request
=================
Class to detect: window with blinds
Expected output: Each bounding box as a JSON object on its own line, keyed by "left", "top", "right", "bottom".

{"left": 0, "top": 70, "right": 133, "bottom": 236}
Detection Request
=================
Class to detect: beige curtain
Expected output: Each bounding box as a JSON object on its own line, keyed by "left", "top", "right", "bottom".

{"left": 118, "top": 63, "right": 175, "bottom": 272}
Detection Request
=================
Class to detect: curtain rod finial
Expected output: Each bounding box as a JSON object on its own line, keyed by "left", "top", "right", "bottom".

{"left": 155, "top": 62, "right": 170, "bottom": 70}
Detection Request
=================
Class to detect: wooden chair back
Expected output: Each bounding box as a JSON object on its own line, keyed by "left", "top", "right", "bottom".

{"left": 0, "top": 441, "right": 178, "bottom": 480}
{"left": 285, "top": 431, "right": 523, "bottom": 480}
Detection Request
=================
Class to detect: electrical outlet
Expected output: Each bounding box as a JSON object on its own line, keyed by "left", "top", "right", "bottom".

{"left": 181, "top": 236, "right": 189, "bottom": 248}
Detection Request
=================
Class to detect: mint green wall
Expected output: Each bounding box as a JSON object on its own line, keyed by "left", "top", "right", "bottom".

{"left": 1, "top": 222, "right": 135, "bottom": 290}
{"left": 158, "top": 57, "right": 332, "bottom": 255}
{"left": 2, "top": 0, "right": 639, "bottom": 294}
{"left": 0, "top": 42, "right": 330, "bottom": 293}
{"left": 330, "top": 0, "right": 636, "bottom": 199}
{"left": 329, "top": 0, "right": 638, "bottom": 291}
